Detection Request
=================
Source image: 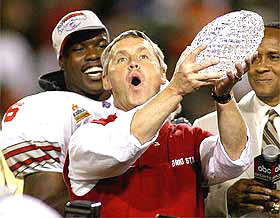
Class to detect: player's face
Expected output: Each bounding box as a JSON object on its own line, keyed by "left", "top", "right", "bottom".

{"left": 248, "top": 27, "right": 280, "bottom": 106}
{"left": 103, "top": 37, "right": 166, "bottom": 111}
{"left": 61, "top": 31, "right": 109, "bottom": 95}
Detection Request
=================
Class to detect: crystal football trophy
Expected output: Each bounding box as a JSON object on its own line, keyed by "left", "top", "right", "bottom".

{"left": 176, "top": 10, "right": 264, "bottom": 76}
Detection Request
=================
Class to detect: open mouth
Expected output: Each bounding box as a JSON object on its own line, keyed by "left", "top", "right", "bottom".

{"left": 131, "top": 76, "right": 141, "bottom": 86}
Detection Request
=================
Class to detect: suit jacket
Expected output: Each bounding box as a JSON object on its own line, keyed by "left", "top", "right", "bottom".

{"left": 193, "top": 91, "right": 261, "bottom": 217}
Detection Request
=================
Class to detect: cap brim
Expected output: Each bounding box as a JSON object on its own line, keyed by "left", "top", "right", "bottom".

{"left": 58, "top": 26, "right": 110, "bottom": 59}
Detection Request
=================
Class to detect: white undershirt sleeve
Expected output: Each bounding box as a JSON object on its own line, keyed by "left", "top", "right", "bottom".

{"left": 68, "top": 108, "right": 158, "bottom": 182}
{"left": 200, "top": 128, "right": 252, "bottom": 186}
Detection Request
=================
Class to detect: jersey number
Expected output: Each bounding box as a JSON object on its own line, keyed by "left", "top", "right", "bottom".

{"left": 3, "top": 103, "right": 24, "bottom": 122}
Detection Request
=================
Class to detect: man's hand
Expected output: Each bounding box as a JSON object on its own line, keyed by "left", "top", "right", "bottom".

{"left": 169, "top": 45, "right": 221, "bottom": 96}
{"left": 264, "top": 190, "right": 280, "bottom": 217}
{"left": 227, "top": 179, "right": 272, "bottom": 216}
{"left": 171, "top": 45, "right": 258, "bottom": 97}
{"left": 213, "top": 52, "right": 258, "bottom": 96}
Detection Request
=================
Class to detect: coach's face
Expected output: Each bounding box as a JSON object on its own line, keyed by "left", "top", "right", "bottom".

{"left": 60, "top": 30, "right": 109, "bottom": 96}
{"left": 248, "top": 27, "right": 280, "bottom": 106}
{"left": 103, "top": 36, "right": 166, "bottom": 111}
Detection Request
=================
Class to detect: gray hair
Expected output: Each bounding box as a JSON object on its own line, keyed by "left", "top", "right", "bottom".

{"left": 101, "top": 30, "right": 167, "bottom": 76}
{"left": 265, "top": 21, "right": 280, "bottom": 29}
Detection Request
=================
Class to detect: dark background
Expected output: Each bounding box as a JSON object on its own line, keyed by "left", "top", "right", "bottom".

{"left": 0, "top": 0, "right": 279, "bottom": 123}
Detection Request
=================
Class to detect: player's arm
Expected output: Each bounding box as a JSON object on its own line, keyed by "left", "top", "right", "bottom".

{"left": 24, "top": 172, "right": 69, "bottom": 215}
{"left": 1, "top": 98, "right": 68, "bottom": 215}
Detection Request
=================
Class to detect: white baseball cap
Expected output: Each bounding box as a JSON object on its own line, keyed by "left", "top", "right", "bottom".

{"left": 52, "top": 10, "right": 109, "bottom": 59}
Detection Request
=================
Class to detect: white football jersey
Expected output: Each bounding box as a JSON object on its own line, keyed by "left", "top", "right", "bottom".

{"left": 1, "top": 91, "right": 115, "bottom": 178}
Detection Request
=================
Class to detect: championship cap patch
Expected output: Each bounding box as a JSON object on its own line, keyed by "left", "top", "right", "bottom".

{"left": 57, "top": 12, "right": 87, "bottom": 35}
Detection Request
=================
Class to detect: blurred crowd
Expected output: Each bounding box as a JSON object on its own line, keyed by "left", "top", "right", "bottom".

{"left": 0, "top": 0, "right": 279, "bottom": 123}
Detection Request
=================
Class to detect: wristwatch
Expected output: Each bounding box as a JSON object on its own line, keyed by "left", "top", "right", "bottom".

{"left": 211, "top": 89, "right": 232, "bottom": 104}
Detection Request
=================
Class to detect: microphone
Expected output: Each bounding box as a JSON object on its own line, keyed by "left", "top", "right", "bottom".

{"left": 155, "top": 214, "right": 177, "bottom": 218}
{"left": 254, "top": 144, "right": 280, "bottom": 189}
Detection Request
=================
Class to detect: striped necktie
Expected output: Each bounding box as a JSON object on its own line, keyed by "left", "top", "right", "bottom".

{"left": 262, "top": 109, "right": 280, "bottom": 148}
